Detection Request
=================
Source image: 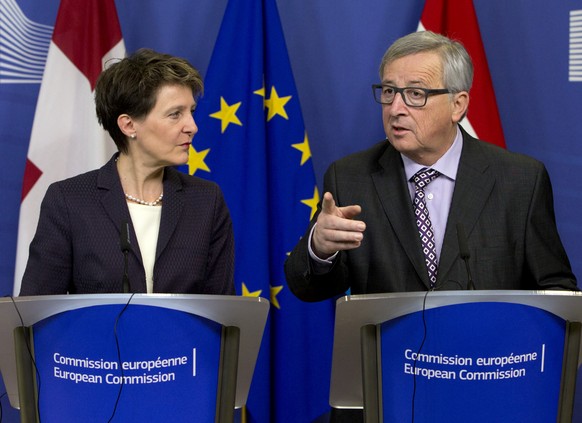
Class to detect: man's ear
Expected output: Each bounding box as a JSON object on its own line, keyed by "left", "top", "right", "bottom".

{"left": 451, "top": 91, "right": 469, "bottom": 123}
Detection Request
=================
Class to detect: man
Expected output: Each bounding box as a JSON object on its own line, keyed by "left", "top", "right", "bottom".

{"left": 285, "top": 31, "right": 577, "bottom": 303}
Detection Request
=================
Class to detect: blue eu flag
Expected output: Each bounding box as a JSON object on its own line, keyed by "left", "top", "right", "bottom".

{"left": 186, "top": 0, "right": 335, "bottom": 421}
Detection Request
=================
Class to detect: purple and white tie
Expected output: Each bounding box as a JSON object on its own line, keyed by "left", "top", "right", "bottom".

{"left": 412, "top": 168, "right": 440, "bottom": 288}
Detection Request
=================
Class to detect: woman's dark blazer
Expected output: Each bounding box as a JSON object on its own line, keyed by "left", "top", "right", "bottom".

{"left": 20, "top": 154, "right": 235, "bottom": 295}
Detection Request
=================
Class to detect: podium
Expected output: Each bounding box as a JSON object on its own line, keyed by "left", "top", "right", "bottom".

{"left": 0, "top": 294, "right": 269, "bottom": 422}
{"left": 330, "top": 290, "right": 582, "bottom": 422}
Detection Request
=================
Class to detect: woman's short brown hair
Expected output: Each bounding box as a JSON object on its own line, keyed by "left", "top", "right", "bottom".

{"left": 95, "top": 49, "right": 203, "bottom": 153}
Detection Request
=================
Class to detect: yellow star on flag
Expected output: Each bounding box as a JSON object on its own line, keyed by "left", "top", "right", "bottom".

{"left": 291, "top": 132, "right": 312, "bottom": 165}
{"left": 265, "top": 86, "right": 291, "bottom": 121}
{"left": 210, "top": 97, "right": 242, "bottom": 133}
{"left": 301, "top": 186, "right": 320, "bottom": 220}
{"left": 254, "top": 86, "right": 265, "bottom": 98}
{"left": 188, "top": 146, "right": 210, "bottom": 175}
{"left": 241, "top": 282, "right": 262, "bottom": 297}
{"left": 270, "top": 285, "right": 283, "bottom": 309}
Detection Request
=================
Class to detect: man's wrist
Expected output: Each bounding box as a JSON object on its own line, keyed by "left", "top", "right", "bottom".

{"left": 308, "top": 223, "right": 338, "bottom": 263}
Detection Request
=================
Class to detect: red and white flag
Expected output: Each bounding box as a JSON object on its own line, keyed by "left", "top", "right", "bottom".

{"left": 14, "top": 0, "right": 125, "bottom": 294}
{"left": 420, "top": 0, "right": 506, "bottom": 148}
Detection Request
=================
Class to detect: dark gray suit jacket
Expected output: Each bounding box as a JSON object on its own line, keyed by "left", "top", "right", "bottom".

{"left": 285, "top": 127, "right": 577, "bottom": 301}
{"left": 20, "top": 154, "right": 235, "bottom": 295}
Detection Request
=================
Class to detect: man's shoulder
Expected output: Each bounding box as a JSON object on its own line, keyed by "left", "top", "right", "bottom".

{"left": 464, "top": 133, "right": 543, "bottom": 171}
{"left": 332, "top": 140, "right": 392, "bottom": 170}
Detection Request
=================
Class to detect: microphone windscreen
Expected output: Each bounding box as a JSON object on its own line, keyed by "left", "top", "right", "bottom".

{"left": 120, "top": 222, "right": 131, "bottom": 252}
{"left": 456, "top": 223, "right": 470, "bottom": 260}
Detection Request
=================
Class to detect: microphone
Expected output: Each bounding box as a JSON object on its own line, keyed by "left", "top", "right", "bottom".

{"left": 120, "top": 222, "right": 131, "bottom": 293}
{"left": 456, "top": 223, "right": 475, "bottom": 290}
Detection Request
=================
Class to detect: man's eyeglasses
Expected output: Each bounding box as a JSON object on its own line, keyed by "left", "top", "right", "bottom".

{"left": 372, "top": 84, "right": 450, "bottom": 107}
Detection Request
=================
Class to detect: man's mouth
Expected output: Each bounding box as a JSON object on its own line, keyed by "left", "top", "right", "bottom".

{"left": 391, "top": 124, "right": 410, "bottom": 134}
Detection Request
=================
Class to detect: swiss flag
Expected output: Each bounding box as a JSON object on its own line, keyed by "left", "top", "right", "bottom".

{"left": 420, "top": 0, "right": 506, "bottom": 148}
{"left": 14, "top": 0, "right": 125, "bottom": 294}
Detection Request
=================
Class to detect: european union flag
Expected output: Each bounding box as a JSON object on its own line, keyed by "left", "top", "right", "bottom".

{"left": 187, "top": 0, "right": 335, "bottom": 421}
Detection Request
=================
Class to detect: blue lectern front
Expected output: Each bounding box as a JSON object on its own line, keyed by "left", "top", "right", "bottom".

{"left": 329, "top": 290, "right": 582, "bottom": 423}
{"left": 0, "top": 294, "right": 269, "bottom": 423}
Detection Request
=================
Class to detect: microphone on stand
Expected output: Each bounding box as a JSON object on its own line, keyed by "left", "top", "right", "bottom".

{"left": 456, "top": 223, "right": 475, "bottom": 290}
{"left": 120, "top": 222, "right": 131, "bottom": 293}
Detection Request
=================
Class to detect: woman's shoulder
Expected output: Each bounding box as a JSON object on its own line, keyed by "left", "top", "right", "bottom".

{"left": 47, "top": 168, "right": 101, "bottom": 193}
{"left": 166, "top": 167, "right": 220, "bottom": 189}
{"left": 165, "top": 167, "right": 227, "bottom": 204}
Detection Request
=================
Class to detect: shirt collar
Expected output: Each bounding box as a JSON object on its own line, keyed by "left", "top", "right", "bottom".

{"left": 402, "top": 126, "right": 463, "bottom": 182}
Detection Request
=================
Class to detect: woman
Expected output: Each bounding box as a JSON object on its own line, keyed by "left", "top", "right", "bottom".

{"left": 20, "top": 49, "right": 235, "bottom": 295}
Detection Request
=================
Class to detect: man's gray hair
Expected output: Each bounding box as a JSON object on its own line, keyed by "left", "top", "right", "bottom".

{"left": 379, "top": 31, "right": 473, "bottom": 93}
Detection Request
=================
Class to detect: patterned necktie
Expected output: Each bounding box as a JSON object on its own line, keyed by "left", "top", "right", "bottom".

{"left": 412, "top": 168, "right": 441, "bottom": 288}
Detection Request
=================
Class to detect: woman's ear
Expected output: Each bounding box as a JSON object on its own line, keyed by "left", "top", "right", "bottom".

{"left": 117, "top": 114, "right": 136, "bottom": 138}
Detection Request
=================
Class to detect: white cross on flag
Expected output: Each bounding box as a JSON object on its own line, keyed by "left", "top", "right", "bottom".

{"left": 14, "top": 0, "right": 124, "bottom": 294}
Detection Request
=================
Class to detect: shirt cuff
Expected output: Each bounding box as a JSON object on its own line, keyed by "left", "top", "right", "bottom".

{"left": 308, "top": 223, "right": 338, "bottom": 271}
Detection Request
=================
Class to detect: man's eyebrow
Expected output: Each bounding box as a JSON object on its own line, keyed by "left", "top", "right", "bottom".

{"left": 381, "top": 79, "right": 427, "bottom": 86}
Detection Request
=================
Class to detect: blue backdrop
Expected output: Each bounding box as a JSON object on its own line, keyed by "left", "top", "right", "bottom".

{"left": 2, "top": 0, "right": 582, "bottom": 421}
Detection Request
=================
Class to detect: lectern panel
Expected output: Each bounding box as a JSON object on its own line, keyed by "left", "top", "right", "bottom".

{"left": 32, "top": 304, "right": 222, "bottom": 422}
{"left": 379, "top": 302, "right": 565, "bottom": 422}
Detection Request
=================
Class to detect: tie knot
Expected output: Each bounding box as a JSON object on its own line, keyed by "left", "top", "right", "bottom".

{"left": 412, "top": 168, "right": 440, "bottom": 190}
